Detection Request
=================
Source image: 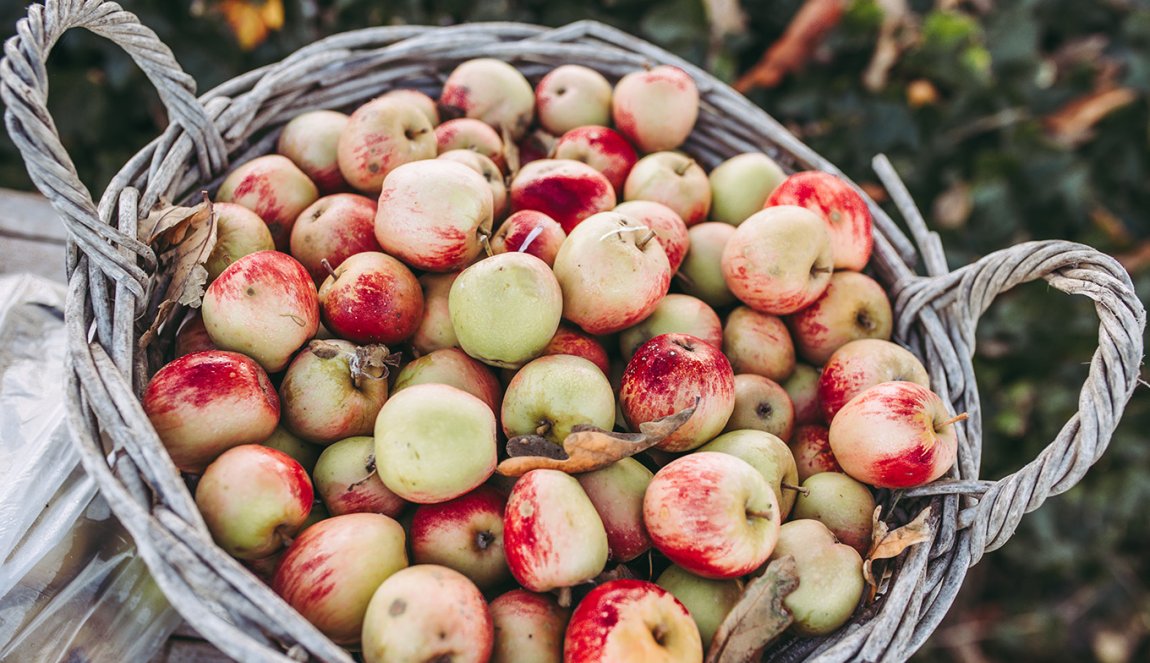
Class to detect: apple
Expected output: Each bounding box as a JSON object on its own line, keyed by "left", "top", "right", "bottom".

{"left": 553, "top": 125, "right": 638, "bottom": 195}
{"left": 708, "top": 152, "right": 787, "bottom": 226}
{"left": 216, "top": 154, "right": 319, "bottom": 251}
{"left": 379, "top": 88, "right": 439, "bottom": 127}
{"left": 722, "top": 373, "right": 796, "bottom": 442}
{"left": 279, "top": 339, "right": 389, "bottom": 445}
{"left": 276, "top": 109, "right": 349, "bottom": 194}
{"left": 818, "top": 338, "right": 930, "bottom": 422}
{"left": 767, "top": 519, "right": 865, "bottom": 636}
{"left": 828, "top": 381, "right": 961, "bottom": 489}
{"left": 792, "top": 472, "right": 875, "bottom": 556}
{"left": 438, "top": 149, "right": 509, "bottom": 218}
{"left": 509, "top": 158, "right": 616, "bottom": 234}
{"left": 337, "top": 95, "right": 436, "bottom": 193}
{"left": 618, "top": 294, "right": 722, "bottom": 361}
{"left": 411, "top": 271, "right": 460, "bottom": 355}
{"left": 788, "top": 271, "right": 893, "bottom": 366}
{"left": 784, "top": 363, "right": 823, "bottom": 426}
{"left": 620, "top": 333, "right": 735, "bottom": 452}
{"left": 655, "top": 565, "right": 742, "bottom": 650}
{"left": 553, "top": 211, "right": 671, "bottom": 335}
{"left": 204, "top": 202, "right": 275, "bottom": 282}
{"left": 722, "top": 307, "right": 796, "bottom": 382}
{"left": 788, "top": 424, "right": 841, "bottom": 482}
{"left": 143, "top": 350, "right": 279, "bottom": 473}
{"left": 623, "top": 152, "right": 710, "bottom": 226}
{"left": 289, "top": 193, "right": 381, "bottom": 284}
{"left": 261, "top": 425, "right": 323, "bottom": 475}
{"left": 374, "top": 159, "right": 494, "bottom": 272}
{"left": 440, "top": 57, "right": 535, "bottom": 139}
{"left": 393, "top": 347, "right": 503, "bottom": 414}
{"left": 435, "top": 118, "right": 505, "bottom": 167}
{"left": 575, "top": 457, "right": 654, "bottom": 563}
{"left": 488, "top": 209, "right": 567, "bottom": 267}
{"left": 194, "top": 445, "right": 312, "bottom": 559}
{"left": 318, "top": 250, "right": 423, "bottom": 345}
{"left": 501, "top": 354, "right": 615, "bottom": 445}
{"left": 517, "top": 128, "right": 558, "bottom": 167}
{"left": 361, "top": 564, "right": 493, "bottom": 663}
{"left": 503, "top": 469, "right": 608, "bottom": 593}
{"left": 542, "top": 323, "right": 610, "bottom": 375}
{"left": 449, "top": 251, "right": 563, "bottom": 369}
{"left": 677, "top": 222, "right": 736, "bottom": 308}
{"left": 273, "top": 512, "right": 408, "bottom": 644}
{"left": 201, "top": 250, "right": 319, "bottom": 373}
{"left": 374, "top": 383, "right": 497, "bottom": 503}
{"left": 643, "top": 452, "right": 780, "bottom": 579}
{"left": 490, "top": 589, "right": 570, "bottom": 663}
{"left": 613, "top": 200, "right": 690, "bottom": 273}
{"left": 173, "top": 310, "right": 215, "bottom": 358}
{"left": 698, "top": 428, "right": 800, "bottom": 518}
{"left": 313, "top": 435, "right": 406, "bottom": 517}
{"left": 766, "top": 170, "right": 873, "bottom": 271}
{"left": 565, "top": 579, "right": 702, "bottom": 663}
{"left": 535, "top": 65, "right": 613, "bottom": 135}
{"left": 612, "top": 65, "right": 699, "bottom": 153}
{"left": 410, "top": 484, "right": 510, "bottom": 590}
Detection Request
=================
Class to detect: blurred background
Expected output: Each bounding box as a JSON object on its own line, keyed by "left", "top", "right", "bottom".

{"left": 1, "top": 0, "right": 1147, "bottom": 661}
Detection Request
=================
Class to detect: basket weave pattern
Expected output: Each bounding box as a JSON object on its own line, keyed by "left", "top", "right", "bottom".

{"left": 2, "top": 1, "right": 1145, "bottom": 661}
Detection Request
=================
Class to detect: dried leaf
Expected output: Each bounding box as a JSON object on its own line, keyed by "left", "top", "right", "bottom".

{"left": 863, "top": 506, "right": 933, "bottom": 590}
{"left": 496, "top": 398, "right": 698, "bottom": 476}
{"left": 703, "top": 0, "right": 748, "bottom": 39}
{"left": 733, "top": 0, "right": 846, "bottom": 93}
{"left": 863, "top": 0, "right": 917, "bottom": 92}
{"left": 217, "top": 0, "right": 285, "bottom": 51}
{"left": 139, "top": 196, "right": 217, "bottom": 349}
{"left": 1043, "top": 87, "right": 1137, "bottom": 147}
{"left": 705, "top": 556, "right": 799, "bottom": 663}
{"left": 506, "top": 435, "right": 569, "bottom": 461}
{"left": 592, "top": 564, "right": 637, "bottom": 586}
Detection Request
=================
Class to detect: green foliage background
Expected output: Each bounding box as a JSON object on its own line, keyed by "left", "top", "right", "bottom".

{"left": 2, "top": 0, "right": 1148, "bottom": 660}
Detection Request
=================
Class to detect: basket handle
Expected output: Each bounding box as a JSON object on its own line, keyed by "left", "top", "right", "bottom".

{"left": 1, "top": 0, "right": 227, "bottom": 296}
{"left": 895, "top": 240, "right": 1145, "bottom": 566}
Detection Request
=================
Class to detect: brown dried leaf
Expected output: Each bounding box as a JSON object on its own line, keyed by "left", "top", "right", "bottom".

{"left": 705, "top": 556, "right": 799, "bottom": 663}
{"left": 733, "top": 0, "right": 846, "bottom": 93}
{"left": 139, "top": 196, "right": 217, "bottom": 349}
{"left": 862, "top": 0, "right": 918, "bottom": 92}
{"left": 863, "top": 506, "right": 933, "bottom": 591}
{"left": 495, "top": 399, "right": 698, "bottom": 476}
{"left": 1043, "top": 87, "right": 1137, "bottom": 147}
{"left": 506, "top": 435, "right": 570, "bottom": 461}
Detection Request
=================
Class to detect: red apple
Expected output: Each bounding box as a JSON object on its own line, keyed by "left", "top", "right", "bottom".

{"left": 542, "top": 323, "right": 610, "bottom": 375}
{"left": 393, "top": 347, "right": 503, "bottom": 415}
{"left": 788, "top": 271, "right": 893, "bottom": 366}
{"left": 318, "top": 251, "right": 423, "bottom": 345}
{"left": 410, "top": 484, "right": 510, "bottom": 591}
{"left": 766, "top": 170, "right": 873, "bottom": 271}
{"left": 490, "top": 589, "right": 570, "bottom": 663}
{"left": 788, "top": 424, "right": 842, "bottom": 481}
{"left": 337, "top": 96, "right": 436, "bottom": 193}
{"left": 510, "top": 159, "right": 616, "bottom": 234}
{"left": 440, "top": 57, "right": 535, "bottom": 139}
{"left": 313, "top": 435, "right": 407, "bottom": 517}
{"left": 488, "top": 209, "right": 567, "bottom": 267}
{"left": 576, "top": 457, "right": 654, "bottom": 562}
{"left": 216, "top": 154, "right": 319, "bottom": 251}
{"left": 276, "top": 109, "right": 349, "bottom": 194}
{"left": 722, "top": 373, "right": 795, "bottom": 441}
{"left": 173, "top": 310, "right": 215, "bottom": 358}
{"left": 564, "top": 579, "right": 703, "bottom": 663}
{"left": 623, "top": 152, "right": 711, "bottom": 226}
{"left": 613, "top": 200, "right": 689, "bottom": 273}
{"left": 289, "top": 193, "right": 381, "bottom": 284}
{"left": 279, "top": 339, "right": 389, "bottom": 445}
{"left": 611, "top": 65, "right": 699, "bottom": 153}
{"left": 553, "top": 125, "right": 638, "bottom": 196}
{"left": 818, "top": 338, "right": 930, "bottom": 422}
{"left": 411, "top": 271, "right": 460, "bottom": 355}
{"left": 435, "top": 118, "right": 505, "bottom": 167}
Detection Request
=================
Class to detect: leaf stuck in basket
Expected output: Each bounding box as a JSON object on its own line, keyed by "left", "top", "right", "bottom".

{"left": 139, "top": 194, "right": 217, "bottom": 348}
{"left": 705, "top": 555, "right": 800, "bottom": 663}
{"left": 863, "top": 505, "right": 933, "bottom": 599}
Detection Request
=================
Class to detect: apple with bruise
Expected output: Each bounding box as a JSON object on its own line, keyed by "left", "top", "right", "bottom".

{"left": 374, "top": 383, "right": 497, "bottom": 503}
{"left": 411, "top": 271, "right": 460, "bottom": 355}
{"left": 201, "top": 250, "right": 319, "bottom": 373}
{"left": 437, "top": 149, "right": 508, "bottom": 218}
{"left": 489, "top": 209, "right": 567, "bottom": 266}
{"left": 618, "top": 294, "right": 722, "bottom": 361}
{"left": 620, "top": 333, "right": 735, "bottom": 452}
{"left": 623, "top": 152, "right": 711, "bottom": 226}
{"left": 828, "top": 381, "right": 961, "bottom": 489}
{"left": 490, "top": 589, "right": 570, "bottom": 663}
{"left": 785, "top": 363, "right": 823, "bottom": 426}
{"left": 553, "top": 125, "right": 638, "bottom": 195}
{"left": 501, "top": 354, "right": 615, "bottom": 445}
{"left": 276, "top": 109, "right": 349, "bottom": 194}
{"left": 708, "top": 152, "right": 787, "bottom": 226}
{"left": 698, "top": 428, "right": 800, "bottom": 518}
{"left": 194, "top": 445, "right": 312, "bottom": 560}
{"left": 440, "top": 57, "right": 535, "bottom": 139}
{"left": 503, "top": 469, "right": 608, "bottom": 593}
{"left": 644, "top": 452, "right": 780, "bottom": 579}
{"left": 553, "top": 211, "right": 671, "bottom": 335}
{"left": 379, "top": 88, "right": 439, "bottom": 127}
{"left": 279, "top": 339, "right": 389, "bottom": 445}
{"left": 788, "top": 271, "right": 893, "bottom": 366}
{"left": 766, "top": 519, "right": 865, "bottom": 637}
{"left": 313, "top": 435, "right": 406, "bottom": 518}
{"left": 535, "top": 65, "right": 613, "bottom": 135}
{"left": 722, "top": 373, "right": 795, "bottom": 441}
{"left": 788, "top": 424, "right": 841, "bottom": 482}
{"left": 273, "top": 513, "right": 408, "bottom": 644}
{"left": 655, "top": 565, "right": 743, "bottom": 650}
{"left": 318, "top": 250, "right": 423, "bottom": 345}
{"left": 216, "top": 154, "right": 319, "bottom": 251}
{"left": 361, "top": 564, "right": 493, "bottom": 663}
{"left": 143, "top": 350, "right": 279, "bottom": 473}
{"left": 818, "top": 338, "right": 930, "bottom": 422}
{"left": 374, "top": 159, "right": 494, "bottom": 272}
{"left": 677, "top": 222, "right": 736, "bottom": 308}
{"left": 565, "top": 579, "right": 702, "bottom": 663}
{"left": 792, "top": 472, "right": 875, "bottom": 556}
{"left": 542, "top": 323, "right": 610, "bottom": 375}
{"left": 337, "top": 96, "right": 436, "bottom": 193}
{"left": 576, "top": 457, "right": 654, "bottom": 563}
{"left": 509, "top": 159, "right": 616, "bottom": 234}
{"left": 409, "top": 484, "right": 510, "bottom": 590}
{"left": 722, "top": 307, "right": 796, "bottom": 382}
{"left": 613, "top": 200, "right": 690, "bottom": 273}
{"left": 766, "top": 170, "right": 873, "bottom": 271}
{"left": 393, "top": 347, "right": 503, "bottom": 414}
{"left": 204, "top": 202, "right": 275, "bottom": 282}
{"left": 289, "top": 193, "right": 381, "bottom": 284}
{"left": 435, "top": 118, "right": 505, "bottom": 167}
{"left": 611, "top": 65, "right": 699, "bottom": 153}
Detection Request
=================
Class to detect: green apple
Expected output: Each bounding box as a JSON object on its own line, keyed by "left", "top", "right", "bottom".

{"left": 677, "top": 222, "right": 736, "bottom": 309}
{"left": 708, "top": 152, "right": 786, "bottom": 226}
{"left": 392, "top": 347, "right": 503, "bottom": 414}
{"left": 576, "top": 457, "right": 654, "bottom": 562}
{"left": 618, "top": 293, "right": 722, "bottom": 360}
{"left": 792, "top": 472, "right": 876, "bottom": 556}
{"left": 656, "top": 564, "right": 743, "bottom": 649}
{"left": 722, "top": 373, "right": 795, "bottom": 442}
{"left": 501, "top": 354, "right": 615, "bottom": 445}
{"left": 698, "top": 429, "right": 800, "bottom": 518}
{"left": 768, "top": 519, "right": 864, "bottom": 637}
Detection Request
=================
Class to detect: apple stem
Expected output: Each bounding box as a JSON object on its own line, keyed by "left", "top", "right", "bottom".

{"left": 556, "top": 586, "right": 572, "bottom": 608}
{"left": 479, "top": 230, "right": 493, "bottom": 257}
{"left": 321, "top": 258, "right": 337, "bottom": 280}
{"left": 938, "top": 412, "right": 970, "bottom": 429}
{"left": 746, "top": 508, "right": 775, "bottom": 521}
{"left": 674, "top": 158, "right": 695, "bottom": 177}
{"left": 635, "top": 229, "right": 657, "bottom": 250}
{"left": 781, "top": 482, "right": 810, "bottom": 497}
{"left": 811, "top": 265, "right": 833, "bottom": 275}
{"left": 535, "top": 420, "right": 552, "bottom": 436}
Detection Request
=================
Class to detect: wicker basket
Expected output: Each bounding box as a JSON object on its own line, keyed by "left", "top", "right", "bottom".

{"left": 2, "top": 1, "right": 1145, "bottom": 661}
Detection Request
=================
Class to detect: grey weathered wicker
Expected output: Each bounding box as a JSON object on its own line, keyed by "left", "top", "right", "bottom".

{"left": 2, "top": 1, "right": 1144, "bottom": 661}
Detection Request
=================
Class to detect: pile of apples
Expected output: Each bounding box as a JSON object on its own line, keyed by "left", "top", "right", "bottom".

{"left": 142, "top": 57, "right": 963, "bottom": 662}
